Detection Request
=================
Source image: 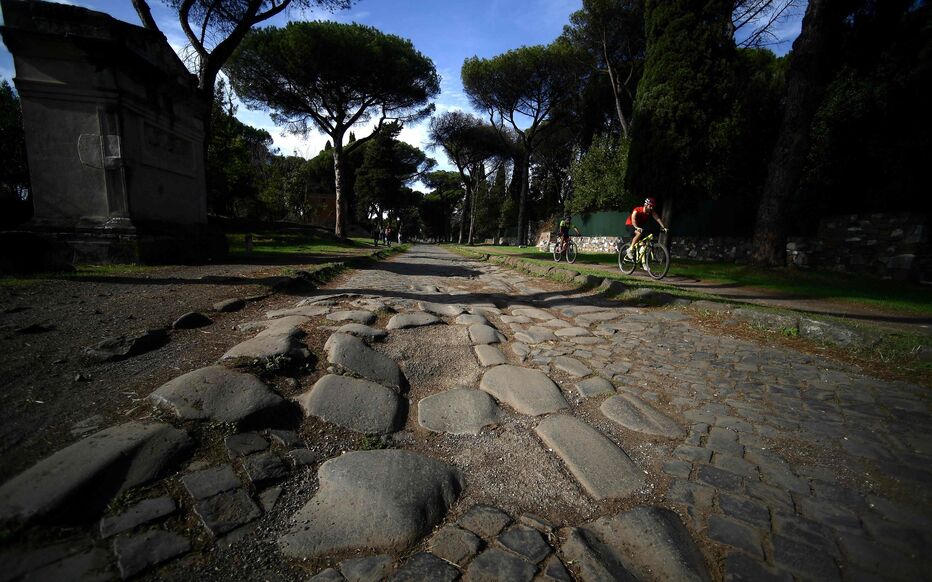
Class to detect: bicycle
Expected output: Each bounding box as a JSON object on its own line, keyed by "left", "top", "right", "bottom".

{"left": 617, "top": 232, "right": 670, "bottom": 279}
{"left": 552, "top": 237, "right": 578, "bottom": 263}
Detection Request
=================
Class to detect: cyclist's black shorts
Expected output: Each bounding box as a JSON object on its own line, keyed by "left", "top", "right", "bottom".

{"left": 559, "top": 227, "right": 570, "bottom": 238}
{"left": 626, "top": 223, "right": 658, "bottom": 241}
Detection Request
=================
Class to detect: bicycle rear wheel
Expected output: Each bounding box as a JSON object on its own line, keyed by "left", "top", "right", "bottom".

{"left": 618, "top": 243, "right": 636, "bottom": 274}
{"left": 553, "top": 243, "right": 562, "bottom": 262}
{"left": 645, "top": 243, "right": 670, "bottom": 279}
{"left": 566, "top": 241, "right": 577, "bottom": 263}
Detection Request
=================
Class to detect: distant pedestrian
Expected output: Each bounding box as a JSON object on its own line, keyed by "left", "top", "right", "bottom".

{"left": 397, "top": 226, "right": 402, "bottom": 245}
{"left": 373, "top": 227, "right": 380, "bottom": 246}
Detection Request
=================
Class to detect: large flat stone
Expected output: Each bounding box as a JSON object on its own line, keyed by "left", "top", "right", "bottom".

{"left": 0, "top": 422, "right": 191, "bottom": 523}
{"left": 554, "top": 327, "right": 591, "bottom": 337}
{"left": 514, "top": 326, "right": 557, "bottom": 344}
{"left": 469, "top": 324, "right": 506, "bottom": 345}
{"left": 391, "top": 552, "right": 459, "bottom": 582}
{"left": 535, "top": 415, "right": 643, "bottom": 500}
{"left": 466, "top": 548, "right": 536, "bottom": 582}
{"left": 479, "top": 365, "right": 568, "bottom": 416}
{"left": 387, "top": 312, "right": 441, "bottom": 330}
{"left": 325, "top": 333, "right": 403, "bottom": 389}
{"left": 418, "top": 388, "right": 502, "bottom": 435}
{"left": 456, "top": 504, "right": 512, "bottom": 538}
{"left": 455, "top": 314, "right": 489, "bottom": 326}
{"left": 296, "top": 374, "right": 403, "bottom": 435}
{"left": 576, "top": 377, "right": 615, "bottom": 398}
{"left": 418, "top": 301, "right": 466, "bottom": 317}
{"left": 181, "top": 465, "right": 240, "bottom": 500}
{"left": 113, "top": 529, "right": 190, "bottom": 579}
{"left": 337, "top": 323, "right": 388, "bottom": 341}
{"left": 192, "top": 488, "right": 262, "bottom": 536}
{"left": 100, "top": 496, "right": 176, "bottom": 538}
{"left": 512, "top": 307, "right": 553, "bottom": 321}
{"left": 279, "top": 450, "right": 464, "bottom": 558}
{"left": 221, "top": 316, "right": 311, "bottom": 363}
{"left": 561, "top": 506, "right": 711, "bottom": 582}
{"left": 265, "top": 305, "right": 330, "bottom": 319}
{"left": 149, "top": 366, "right": 285, "bottom": 425}
{"left": 600, "top": 394, "right": 685, "bottom": 438}
{"left": 552, "top": 356, "right": 591, "bottom": 378}
{"left": 339, "top": 555, "right": 394, "bottom": 582}
{"left": 474, "top": 345, "right": 507, "bottom": 367}
{"left": 327, "top": 310, "right": 377, "bottom": 325}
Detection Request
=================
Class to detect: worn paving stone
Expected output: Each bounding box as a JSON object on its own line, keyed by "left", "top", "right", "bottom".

{"left": 225, "top": 432, "right": 269, "bottom": 458}
{"left": 474, "top": 344, "right": 507, "bottom": 367}
{"left": 541, "top": 556, "right": 571, "bottom": 581}
{"left": 324, "top": 333, "right": 403, "bottom": 389}
{"left": 113, "top": 529, "right": 190, "bottom": 579}
{"left": 418, "top": 388, "right": 502, "bottom": 435}
{"left": 310, "top": 567, "right": 345, "bottom": 581}
{"left": 181, "top": 465, "right": 241, "bottom": 500}
{"left": 469, "top": 323, "right": 506, "bottom": 345}
{"left": 279, "top": 450, "right": 463, "bottom": 558}
{"left": 213, "top": 298, "right": 245, "bottom": 312}
{"left": 419, "top": 301, "right": 466, "bottom": 317}
{"left": 297, "top": 374, "right": 403, "bottom": 435}
{"left": 336, "top": 323, "right": 388, "bottom": 341}
{"left": 707, "top": 515, "right": 764, "bottom": 558}
{"left": 511, "top": 342, "right": 531, "bottom": 358}
{"left": 172, "top": 311, "right": 213, "bottom": 329}
{"left": 150, "top": 366, "right": 286, "bottom": 425}
{"left": 772, "top": 534, "right": 841, "bottom": 581}
{"left": 327, "top": 310, "right": 377, "bottom": 325}
{"left": 268, "top": 429, "right": 303, "bottom": 448}
{"left": 456, "top": 313, "right": 489, "bottom": 326}
{"left": 429, "top": 525, "right": 482, "bottom": 566}
{"left": 535, "top": 415, "right": 644, "bottom": 500}
{"left": 221, "top": 316, "right": 311, "bottom": 363}
{"left": 0, "top": 422, "right": 191, "bottom": 523}
{"left": 243, "top": 452, "right": 289, "bottom": 485}
{"left": 552, "top": 356, "right": 591, "bottom": 378}
{"left": 575, "top": 377, "right": 615, "bottom": 398}
{"left": 100, "top": 497, "right": 176, "bottom": 539}
{"left": 553, "top": 327, "right": 590, "bottom": 337}
{"left": 387, "top": 312, "right": 441, "bottom": 330}
{"left": 265, "top": 305, "right": 330, "bottom": 319}
{"left": 479, "top": 364, "right": 568, "bottom": 416}
{"left": 514, "top": 326, "right": 557, "bottom": 344}
{"left": 83, "top": 329, "right": 169, "bottom": 362}
{"left": 600, "top": 393, "right": 685, "bottom": 438}
{"left": 718, "top": 493, "right": 771, "bottom": 528}
{"left": 457, "top": 504, "right": 512, "bottom": 538}
{"left": 562, "top": 506, "right": 711, "bottom": 582}
{"left": 724, "top": 552, "right": 792, "bottom": 582}
{"left": 339, "top": 555, "right": 393, "bottom": 582}
{"left": 391, "top": 552, "right": 458, "bottom": 582}
{"left": 193, "top": 488, "right": 261, "bottom": 537}
{"left": 512, "top": 307, "right": 553, "bottom": 321}
{"left": 466, "top": 548, "right": 536, "bottom": 582}
{"left": 259, "top": 486, "right": 282, "bottom": 513}
{"left": 697, "top": 464, "right": 744, "bottom": 492}
{"left": 496, "top": 524, "right": 551, "bottom": 563}
{"left": 501, "top": 315, "right": 532, "bottom": 324}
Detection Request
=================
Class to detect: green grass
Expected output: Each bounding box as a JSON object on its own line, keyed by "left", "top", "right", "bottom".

{"left": 461, "top": 244, "right": 932, "bottom": 316}
{"left": 227, "top": 230, "right": 378, "bottom": 258}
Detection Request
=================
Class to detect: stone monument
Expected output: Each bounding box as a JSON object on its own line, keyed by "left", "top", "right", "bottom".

{"left": 0, "top": 0, "right": 225, "bottom": 268}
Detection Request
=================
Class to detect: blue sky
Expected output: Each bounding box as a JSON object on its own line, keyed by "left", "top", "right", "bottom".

{"left": 1, "top": 0, "right": 804, "bottom": 167}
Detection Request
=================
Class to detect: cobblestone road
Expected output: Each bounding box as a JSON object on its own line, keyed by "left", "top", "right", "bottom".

{"left": 2, "top": 244, "right": 929, "bottom": 582}
{"left": 326, "top": 245, "right": 931, "bottom": 581}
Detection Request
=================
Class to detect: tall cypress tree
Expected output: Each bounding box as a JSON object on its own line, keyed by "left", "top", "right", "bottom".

{"left": 625, "top": 0, "right": 735, "bottom": 238}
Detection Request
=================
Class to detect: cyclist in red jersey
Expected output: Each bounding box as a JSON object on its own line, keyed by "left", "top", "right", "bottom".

{"left": 625, "top": 197, "right": 667, "bottom": 259}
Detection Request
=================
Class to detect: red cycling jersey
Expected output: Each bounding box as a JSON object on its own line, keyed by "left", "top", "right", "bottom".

{"left": 626, "top": 206, "right": 651, "bottom": 227}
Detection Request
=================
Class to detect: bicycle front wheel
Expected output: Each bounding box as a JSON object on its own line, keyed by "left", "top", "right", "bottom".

{"left": 553, "top": 243, "right": 562, "bottom": 262}
{"left": 618, "top": 243, "right": 636, "bottom": 274}
{"left": 645, "top": 243, "right": 670, "bottom": 279}
{"left": 566, "top": 241, "right": 577, "bottom": 263}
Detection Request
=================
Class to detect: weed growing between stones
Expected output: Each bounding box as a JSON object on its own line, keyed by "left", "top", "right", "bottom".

{"left": 356, "top": 434, "right": 392, "bottom": 451}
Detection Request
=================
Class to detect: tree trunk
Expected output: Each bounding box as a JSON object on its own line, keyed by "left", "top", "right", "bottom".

{"left": 332, "top": 143, "right": 346, "bottom": 238}
{"left": 467, "top": 184, "right": 477, "bottom": 245}
{"left": 751, "top": 0, "right": 843, "bottom": 266}
{"left": 605, "top": 63, "right": 629, "bottom": 138}
{"left": 516, "top": 153, "right": 530, "bottom": 245}
{"left": 457, "top": 187, "right": 468, "bottom": 244}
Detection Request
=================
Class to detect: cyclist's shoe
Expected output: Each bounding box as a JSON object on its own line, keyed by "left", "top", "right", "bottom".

{"left": 625, "top": 249, "right": 635, "bottom": 260}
